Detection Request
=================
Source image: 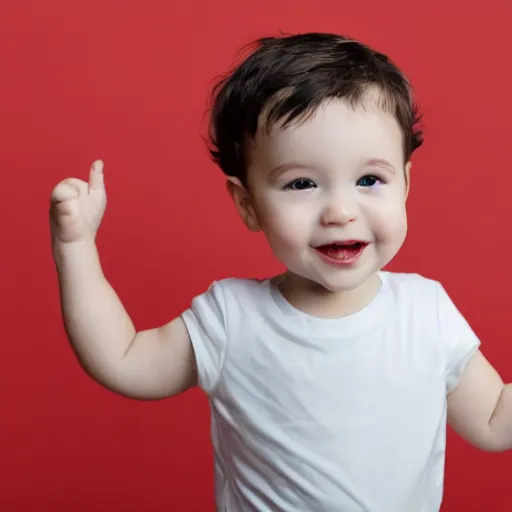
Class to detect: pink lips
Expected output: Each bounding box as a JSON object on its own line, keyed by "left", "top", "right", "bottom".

{"left": 313, "top": 240, "right": 368, "bottom": 266}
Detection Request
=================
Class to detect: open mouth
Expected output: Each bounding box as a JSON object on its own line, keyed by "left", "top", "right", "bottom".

{"left": 314, "top": 240, "right": 368, "bottom": 263}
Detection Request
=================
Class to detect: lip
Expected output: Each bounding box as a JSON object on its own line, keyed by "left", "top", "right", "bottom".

{"left": 315, "top": 240, "right": 367, "bottom": 247}
{"left": 313, "top": 241, "right": 369, "bottom": 266}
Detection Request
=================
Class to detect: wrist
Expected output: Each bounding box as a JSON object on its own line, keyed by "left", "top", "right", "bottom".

{"left": 52, "top": 236, "right": 103, "bottom": 277}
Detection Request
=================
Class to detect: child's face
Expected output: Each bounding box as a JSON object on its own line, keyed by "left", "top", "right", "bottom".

{"left": 232, "top": 94, "right": 410, "bottom": 294}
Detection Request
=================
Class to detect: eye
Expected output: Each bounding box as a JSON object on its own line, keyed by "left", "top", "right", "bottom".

{"left": 284, "top": 178, "right": 317, "bottom": 191}
{"left": 357, "top": 175, "right": 382, "bottom": 187}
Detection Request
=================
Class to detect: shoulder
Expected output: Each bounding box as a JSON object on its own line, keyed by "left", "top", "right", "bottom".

{"left": 379, "top": 271, "right": 447, "bottom": 331}
{"left": 382, "top": 271, "right": 479, "bottom": 343}
{"left": 383, "top": 270, "right": 441, "bottom": 300}
{"left": 213, "top": 276, "right": 267, "bottom": 292}
{"left": 207, "top": 276, "right": 269, "bottom": 301}
{"left": 188, "top": 276, "right": 270, "bottom": 316}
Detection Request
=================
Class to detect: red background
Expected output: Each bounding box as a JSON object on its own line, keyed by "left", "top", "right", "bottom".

{"left": 2, "top": 0, "right": 512, "bottom": 510}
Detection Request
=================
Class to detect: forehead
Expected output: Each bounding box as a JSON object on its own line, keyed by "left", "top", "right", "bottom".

{"left": 246, "top": 96, "right": 404, "bottom": 172}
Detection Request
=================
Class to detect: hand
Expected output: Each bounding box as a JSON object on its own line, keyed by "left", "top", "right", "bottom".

{"left": 49, "top": 160, "right": 107, "bottom": 244}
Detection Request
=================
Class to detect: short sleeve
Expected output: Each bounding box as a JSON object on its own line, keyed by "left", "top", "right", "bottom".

{"left": 435, "top": 282, "right": 481, "bottom": 393}
{"left": 181, "top": 281, "right": 228, "bottom": 395}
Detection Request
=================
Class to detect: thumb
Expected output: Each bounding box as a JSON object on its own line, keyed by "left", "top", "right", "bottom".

{"left": 89, "top": 160, "right": 105, "bottom": 193}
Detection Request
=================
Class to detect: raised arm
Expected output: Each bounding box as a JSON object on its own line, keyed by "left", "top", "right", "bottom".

{"left": 50, "top": 161, "right": 197, "bottom": 400}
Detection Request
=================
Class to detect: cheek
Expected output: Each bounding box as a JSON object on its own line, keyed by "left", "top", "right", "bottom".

{"left": 256, "top": 199, "right": 313, "bottom": 247}
{"left": 369, "top": 198, "right": 408, "bottom": 242}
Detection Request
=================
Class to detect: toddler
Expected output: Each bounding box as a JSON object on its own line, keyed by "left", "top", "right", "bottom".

{"left": 49, "top": 33, "right": 511, "bottom": 511}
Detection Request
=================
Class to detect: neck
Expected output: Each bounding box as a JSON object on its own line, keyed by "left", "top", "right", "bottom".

{"left": 274, "top": 272, "right": 382, "bottom": 319}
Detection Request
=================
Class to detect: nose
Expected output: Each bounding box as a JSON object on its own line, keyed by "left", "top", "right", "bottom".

{"left": 320, "top": 196, "right": 356, "bottom": 227}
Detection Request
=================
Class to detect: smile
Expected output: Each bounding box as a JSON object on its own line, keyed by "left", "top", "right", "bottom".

{"left": 313, "top": 240, "right": 368, "bottom": 266}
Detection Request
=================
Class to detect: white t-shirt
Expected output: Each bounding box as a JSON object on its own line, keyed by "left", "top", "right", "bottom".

{"left": 181, "top": 271, "right": 480, "bottom": 512}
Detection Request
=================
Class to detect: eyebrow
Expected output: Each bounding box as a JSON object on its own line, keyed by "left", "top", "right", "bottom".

{"left": 269, "top": 159, "right": 396, "bottom": 179}
{"left": 268, "top": 163, "right": 315, "bottom": 179}
{"left": 365, "top": 158, "right": 396, "bottom": 174}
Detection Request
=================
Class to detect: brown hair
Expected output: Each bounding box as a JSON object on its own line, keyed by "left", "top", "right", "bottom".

{"left": 208, "top": 32, "right": 423, "bottom": 185}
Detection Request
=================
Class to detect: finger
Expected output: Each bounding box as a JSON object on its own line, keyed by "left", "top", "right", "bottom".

{"left": 50, "top": 182, "right": 80, "bottom": 203}
{"left": 51, "top": 196, "right": 80, "bottom": 218}
{"left": 89, "top": 160, "right": 104, "bottom": 191}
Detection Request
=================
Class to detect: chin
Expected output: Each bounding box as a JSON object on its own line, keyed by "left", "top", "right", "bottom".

{"left": 281, "top": 256, "right": 383, "bottom": 293}
{"left": 318, "top": 279, "right": 370, "bottom": 294}
{"left": 312, "top": 268, "right": 382, "bottom": 294}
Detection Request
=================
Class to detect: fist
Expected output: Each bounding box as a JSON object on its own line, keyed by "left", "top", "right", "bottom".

{"left": 49, "top": 160, "right": 107, "bottom": 244}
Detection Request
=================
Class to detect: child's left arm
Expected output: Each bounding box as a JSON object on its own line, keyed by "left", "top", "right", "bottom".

{"left": 447, "top": 349, "right": 512, "bottom": 452}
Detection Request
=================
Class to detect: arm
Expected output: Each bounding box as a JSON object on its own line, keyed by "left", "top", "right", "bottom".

{"left": 53, "top": 238, "right": 197, "bottom": 400}
{"left": 447, "top": 349, "right": 512, "bottom": 452}
{"left": 50, "top": 160, "right": 198, "bottom": 400}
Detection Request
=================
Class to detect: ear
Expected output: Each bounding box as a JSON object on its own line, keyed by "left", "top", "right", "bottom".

{"left": 404, "top": 161, "right": 412, "bottom": 200}
{"left": 226, "top": 177, "right": 261, "bottom": 232}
